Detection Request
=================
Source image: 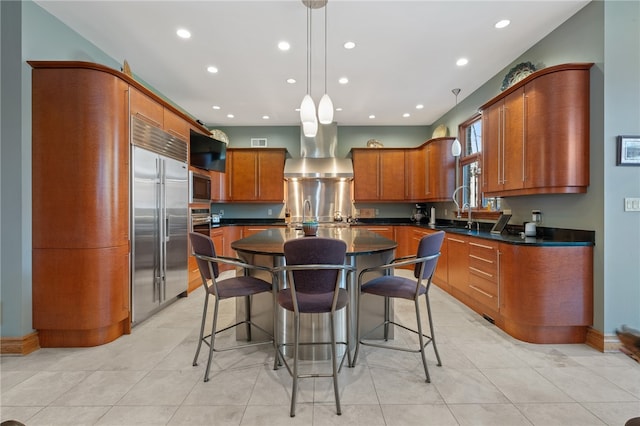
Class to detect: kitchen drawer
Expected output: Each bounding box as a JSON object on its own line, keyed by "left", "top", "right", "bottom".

{"left": 468, "top": 279, "right": 499, "bottom": 312}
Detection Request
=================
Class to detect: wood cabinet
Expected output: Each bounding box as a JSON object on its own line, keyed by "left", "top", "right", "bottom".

{"left": 130, "top": 87, "right": 190, "bottom": 142}
{"left": 482, "top": 63, "right": 592, "bottom": 197}
{"left": 499, "top": 243, "right": 593, "bottom": 343}
{"left": 446, "top": 234, "right": 469, "bottom": 298}
{"left": 352, "top": 149, "right": 405, "bottom": 201}
{"left": 426, "top": 138, "right": 457, "bottom": 201}
{"left": 227, "top": 148, "right": 286, "bottom": 202}
{"left": 437, "top": 231, "right": 593, "bottom": 344}
{"left": 31, "top": 63, "right": 131, "bottom": 347}
{"left": 482, "top": 87, "right": 525, "bottom": 193}
{"left": 354, "top": 138, "right": 455, "bottom": 203}
{"left": 29, "top": 61, "right": 210, "bottom": 347}
{"left": 360, "top": 225, "right": 395, "bottom": 241}
{"left": 467, "top": 239, "right": 500, "bottom": 315}
{"left": 130, "top": 86, "right": 164, "bottom": 129}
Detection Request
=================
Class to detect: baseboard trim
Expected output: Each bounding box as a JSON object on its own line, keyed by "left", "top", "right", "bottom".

{"left": 586, "top": 327, "right": 620, "bottom": 352}
{"left": 0, "top": 332, "right": 40, "bottom": 355}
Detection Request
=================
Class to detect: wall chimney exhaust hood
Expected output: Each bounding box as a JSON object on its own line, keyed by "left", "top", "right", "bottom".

{"left": 284, "top": 122, "right": 354, "bottom": 179}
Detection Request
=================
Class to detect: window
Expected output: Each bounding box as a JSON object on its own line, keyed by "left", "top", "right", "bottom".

{"left": 456, "top": 114, "right": 500, "bottom": 217}
{"left": 457, "top": 114, "right": 482, "bottom": 209}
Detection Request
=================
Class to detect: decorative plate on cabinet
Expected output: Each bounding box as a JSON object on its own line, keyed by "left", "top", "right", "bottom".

{"left": 500, "top": 61, "right": 538, "bottom": 91}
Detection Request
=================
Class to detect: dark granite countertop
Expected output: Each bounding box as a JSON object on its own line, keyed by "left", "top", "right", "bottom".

{"left": 218, "top": 218, "right": 594, "bottom": 247}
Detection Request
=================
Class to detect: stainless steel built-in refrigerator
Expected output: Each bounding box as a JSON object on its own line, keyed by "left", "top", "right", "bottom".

{"left": 131, "top": 117, "right": 188, "bottom": 324}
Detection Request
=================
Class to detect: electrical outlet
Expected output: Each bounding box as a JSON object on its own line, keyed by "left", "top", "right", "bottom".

{"left": 625, "top": 197, "right": 640, "bottom": 211}
{"left": 445, "top": 209, "right": 448, "bottom": 216}
{"left": 219, "top": 209, "right": 224, "bottom": 216}
{"left": 268, "top": 209, "right": 272, "bottom": 216}
{"left": 375, "top": 209, "right": 379, "bottom": 216}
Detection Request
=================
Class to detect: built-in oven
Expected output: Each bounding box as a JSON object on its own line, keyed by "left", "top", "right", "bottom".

{"left": 189, "top": 208, "right": 211, "bottom": 236}
{"left": 189, "top": 170, "right": 211, "bottom": 204}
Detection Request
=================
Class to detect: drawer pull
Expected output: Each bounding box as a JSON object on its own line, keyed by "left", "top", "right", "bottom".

{"left": 448, "top": 237, "right": 466, "bottom": 243}
{"left": 469, "top": 285, "right": 494, "bottom": 298}
{"left": 469, "top": 242, "right": 494, "bottom": 250}
{"left": 469, "top": 254, "right": 494, "bottom": 264}
{"left": 469, "top": 266, "right": 494, "bottom": 278}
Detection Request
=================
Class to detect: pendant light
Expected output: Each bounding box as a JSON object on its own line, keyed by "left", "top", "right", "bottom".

{"left": 300, "top": 3, "right": 317, "bottom": 136}
{"left": 317, "top": 1, "right": 333, "bottom": 124}
{"left": 451, "top": 88, "right": 462, "bottom": 157}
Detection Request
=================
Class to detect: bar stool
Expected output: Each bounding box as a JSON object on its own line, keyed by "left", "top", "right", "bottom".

{"left": 352, "top": 231, "right": 445, "bottom": 383}
{"left": 189, "top": 232, "right": 275, "bottom": 382}
{"left": 273, "top": 237, "right": 356, "bottom": 417}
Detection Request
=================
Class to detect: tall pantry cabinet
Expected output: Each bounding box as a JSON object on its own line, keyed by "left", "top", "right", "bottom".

{"left": 29, "top": 61, "right": 208, "bottom": 348}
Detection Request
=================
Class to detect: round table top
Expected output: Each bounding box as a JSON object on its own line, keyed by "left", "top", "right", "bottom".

{"left": 231, "top": 227, "right": 397, "bottom": 257}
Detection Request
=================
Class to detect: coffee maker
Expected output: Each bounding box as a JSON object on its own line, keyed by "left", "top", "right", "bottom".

{"left": 411, "top": 204, "right": 427, "bottom": 224}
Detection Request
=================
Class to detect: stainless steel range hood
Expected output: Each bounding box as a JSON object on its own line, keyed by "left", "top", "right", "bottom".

{"left": 284, "top": 123, "right": 354, "bottom": 179}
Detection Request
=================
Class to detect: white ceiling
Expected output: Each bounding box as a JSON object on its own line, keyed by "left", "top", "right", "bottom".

{"left": 34, "top": 0, "right": 590, "bottom": 127}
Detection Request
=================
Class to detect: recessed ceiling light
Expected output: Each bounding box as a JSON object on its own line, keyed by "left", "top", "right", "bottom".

{"left": 226, "top": 114, "right": 234, "bottom": 119}
{"left": 207, "top": 66, "right": 218, "bottom": 74}
{"left": 212, "top": 105, "right": 220, "bottom": 110}
{"left": 338, "top": 77, "right": 349, "bottom": 85}
{"left": 176, "top": 28, "right": 191, "bottom": 39}
{"left": 495, "top": 19, "right": 510, "bottom": 29}
{"left": 343, "top": 41, "right": 356, "bottom": 49}
{"left": 335, "top": 107, "right": 343, "bottom": 112}
{"left": 369, "top": 115, "right": 375, "bottom": 119}
{"left": 456, "top": 58, "right": 469, "bottom": 66}
{"left": 403, "top": 113, "right": 410, "bottom": 118}
{"left": 416, "top": 104, "right": 424, "bottom": 110}
{"left": 286, "top": 78, "right": 296, "bottom": 84}
{"left": 278, "top": 41, "right": 290, "bottom": 51}
{"left": 262, "top": 115, "right": 270, "bottom": 120}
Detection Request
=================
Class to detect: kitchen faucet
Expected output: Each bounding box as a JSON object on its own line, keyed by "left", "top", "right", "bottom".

{"left": 452, "top": 185, "right": 474, "bottom": 229}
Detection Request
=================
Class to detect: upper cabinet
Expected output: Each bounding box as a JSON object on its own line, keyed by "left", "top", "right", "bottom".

{"left": 130, "top": 86, "right": 192, "bottom": 142}
{"left": 481, "top": 63, "right": 592, "bottom": 197}
{"left": 352, "top": 148, "right": 405, "bottom": 201}
{"left": 227, "top": 148, "right": 286, "bottom": 202}
{"left": 353, "top": 137, "right": 455, "bottom": 203}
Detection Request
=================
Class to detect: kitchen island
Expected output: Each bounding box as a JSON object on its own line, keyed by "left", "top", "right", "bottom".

{"left": 231, "top": 227, "right": 398, "bottom": 359}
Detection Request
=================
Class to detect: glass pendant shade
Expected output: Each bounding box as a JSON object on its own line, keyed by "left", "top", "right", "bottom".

{"left": 300, "top": 94, "right": 316, "bottom": 123}
{"left": 302, "top": 118, "right": 318, "bottom": 137}
{"left": 451, "top": 138, "right": 462, "bottom": 157}
{"left": 318, "top": 93, "right": 334, "bottom": 124}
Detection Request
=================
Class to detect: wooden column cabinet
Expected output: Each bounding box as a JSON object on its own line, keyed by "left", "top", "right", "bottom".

{"left": 482, "top": 63, "right": 592, "bottom": 197}
{"left": 31, "top": 63, "right": 131, "bottom": 347}
{"left": 30, "top": 61, "right": 210, "bottom": 347}
{"left": 227, "top": 148, "right": 286, "bottom": 202}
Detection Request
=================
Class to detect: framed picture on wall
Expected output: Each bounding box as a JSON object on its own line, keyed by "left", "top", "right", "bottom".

{"left": 617, "top": 135, "right": 640, "bottom": 166}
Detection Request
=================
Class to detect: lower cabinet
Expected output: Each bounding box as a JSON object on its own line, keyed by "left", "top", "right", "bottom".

{"left": 360, "top": 225, "right": 395, "bottom": 241}
{"left": 441, "top": 232, "right": 593, "bottom": 344}
{"left": 467, "top": 239, "right": 500, "bottom": 315}
{"left": 446, "top": 234, "right": 469, "bottom": 296}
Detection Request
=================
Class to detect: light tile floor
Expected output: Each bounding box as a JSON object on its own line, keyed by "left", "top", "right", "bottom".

{"left": 2, "top": 270, "right": 639, "bottom": 425}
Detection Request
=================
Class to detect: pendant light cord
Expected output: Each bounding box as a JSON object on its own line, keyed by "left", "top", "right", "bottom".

{"left": 324, "top": 2, "right": 328, "bottom": 95}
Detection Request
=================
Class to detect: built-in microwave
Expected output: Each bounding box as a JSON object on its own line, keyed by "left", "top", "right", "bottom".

{"left": 189, "top": 171, "right": 211, "bottom": 204}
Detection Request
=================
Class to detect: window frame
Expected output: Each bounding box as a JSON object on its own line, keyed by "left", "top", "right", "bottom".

{"left": 457, "top": 113, "right": 502, "bottom": 219}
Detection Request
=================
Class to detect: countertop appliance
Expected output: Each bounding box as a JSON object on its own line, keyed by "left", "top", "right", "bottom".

{"left": 131, "top": 117, "right": 188, "bottom": 325}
